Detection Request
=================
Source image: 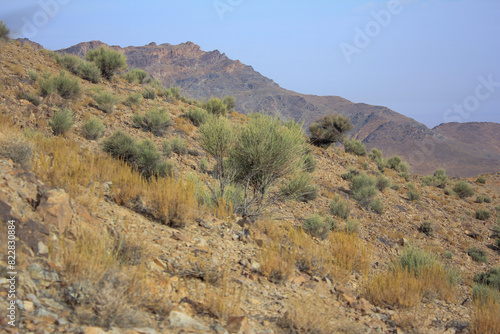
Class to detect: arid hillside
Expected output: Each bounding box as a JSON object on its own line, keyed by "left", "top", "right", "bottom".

{"left": 1, "top": 39, "right": 499, "bottom": 334}
{"left": 55, "top": 40, "right": 500, "bottom": 177}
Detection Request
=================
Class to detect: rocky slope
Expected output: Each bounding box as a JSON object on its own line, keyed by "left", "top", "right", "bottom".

{"left": 57, "top": 41, "right": 500, "bottom": 177}
{"left": 0, "top": 39, "right": 499, "bottom": 334}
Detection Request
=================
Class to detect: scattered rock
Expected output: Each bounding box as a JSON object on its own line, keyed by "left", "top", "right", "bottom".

{"left": 168, "top": 311, "right": 210, "bottom": 331}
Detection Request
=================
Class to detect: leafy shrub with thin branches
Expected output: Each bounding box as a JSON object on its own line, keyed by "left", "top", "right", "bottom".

{"left": 184, "top": 107, "right": 208, "bottom": 126}
{"left": 475, "top": 208, "right": 491, "bottom": 220}
{"left": 59, "top": 54, "right": 82, "bottom": 74}
{"left": 223, "top": 96, "right": 236, "bottom": 111}
{"left": 86, "top": 47, "right": 127, "bottom": 80}
{"left": 303, "top": 214, "right": 334, "bottom": 239}
{"left": 124, "top": 69, "right": 150, "bottom": 84}
{"left": 476, "top": 195, "right": 492, "bottom": 204}
{"left": 143, "top": 107, "right": 171, "bottom": 135}
{"left": 124, "top": 92, "right": 143, "bottom": 107}
{"left": 419, "top": 221, "right": 434, "bottom": 237}
{"left": 343, "top": 138, "right": 366, "bottom": 156}
{"left": 432, "top": 169, "right": 448, "bottom": 188}
{"left": 82, "top": 118, "right": 105, "bottom": 140}
{"left": 204, "top": 97, "right": 227, "bottom": 116}
{"left": 376, "top": 174, "right": 390, "bottom": 191}
{"left": 476, "top": 176, "right": 486, "bottom": 184}
{"left": 0, "top": 128, "right": 33, "bottom": 169}
{"left": 350, "top": 173, "right": 378, "bottom": 207}
{"left": 369, "top": 148, "right": 383, "bottom": 161}
{"left": 453, "top": 181, "right": 474, "bottom": 199}
{"left": 369, "top": 198, "right": 384, "bottom": 214}
{"left": 102, "top": 130, "right": 139, "bottom": 164}
{"left": 142, "top": 86, "right": 156, "bottom": 100}
{"left": 309, "top": 114, "right": 353, "bottom": 148}
{"left": 474, "top": 267, "right": 500, "bottom": 291}
{"left": 0, "top": 21, "right": 9, "bottom": 40}
{"left": 467, "top": 247, "right": 488, "bottom": 263}
{"left": 280, "top": 173, "right": 318, "bottom": 202}
{"left": 330, "top": 195, "right": 350, "bottom": 219}
{"left": 39, "top": 71, "right": 80, "bottom": 99}
{"left": 78, "top": 61, "right": 101, "bottom": 83}
{"left": 94, "top": 91, "right": 119, "bottom": 113}
{"left": 169, "top": 136, "right": 187, "bottom": 155}
{"left": 303, "top": 151, "right": 316, "bottom": 173}
{"left": 49, "top": 109, "right": 74, "bottom": 135}
{"left": 17, "top": 91, "right": 41, "bottom": 106}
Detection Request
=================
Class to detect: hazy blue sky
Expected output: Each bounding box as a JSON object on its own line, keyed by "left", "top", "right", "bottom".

{"left": 1, "top": 0, "right": 499, "bottom": 127}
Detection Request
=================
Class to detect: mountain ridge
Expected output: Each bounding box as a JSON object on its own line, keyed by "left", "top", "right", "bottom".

{"left": 57, "top": 40, "right": 500, "bottom": 177}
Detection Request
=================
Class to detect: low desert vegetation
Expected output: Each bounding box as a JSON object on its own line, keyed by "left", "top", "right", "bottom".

{"left": 453, "top": 181, "right": 474, "bottom": 199}
{"left": 49, "top": 109, "right": 74, "bottom": 135}
{"left": 93, "top": 91, "right": 120, "bottom": 113}
{"left": 0, "top": 20, "right": 9, "bottom": 40}
{"left": 39, "top": 70, "right": 81, "bottom": 99}
{"left": 86, "top": 46, "right": 127, "bottom": 80}
{"left": 309, "top": 114, "right": 353, "bottom": 148}
{"left": 132, "top": 106, "right": 171, "bottom": 135}
{"left": 466, "top": 247, "right": 488, "bottom": 263}
{"left": 343, "top": 138, "right": 366, "bottom": 156}
{"left": 82, "top": 117, "right": 106, "bottom": 140}
{"left": 330, "top": 195, "right": 350, "bottom": 220}
{"left": 124, "top": 68, "right": 151, "bottom": 84}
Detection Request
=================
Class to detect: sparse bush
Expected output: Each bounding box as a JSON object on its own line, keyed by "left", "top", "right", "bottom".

{"left": 421, "top": 176, "right": 432, "bottom": 187}
{"left": 102, "top": 130, "right": 138, "bottom": 164}
{"left": 350, "top": 173, "right": 377, "bottom": 207}
{"left": 419, "top": 221, "right": 434, "bottom": 237}
{"left": 188, "top": 148, "right": 200, "bottom": 156}
{"left": 17, "top": 91, "right": 41, "bottom": 106}
{"left": 387, "top": 155, "right": 402, "bottom": 169}
{"left": 199, "top": 158, "right": 208, "bottom": 173}
{"left": 82, "top": 117, "right": 105, "bottom": 140}
{"left": 476, "top": 195, "right": 492, "bottom": 203}
{"left": 136, "top": 139, "right": 167, "bottom": 178}
{"left": 142, "top": 86, "right": 156, "bottom": 100}
{"left": 204, "top": 97, "right": 227, "bottom": 116}
{"left": 369, "top": 148, "right": 383, "bottom": 162}
{"left": 0, "top": 130, "right": 33, "bottom": 169}
{"left": 399, "top": 245, "right": 437, "bottom": 276}
{"left": 330, "top": 195, "right": 350, "bottom": 219}
{"left": 185, "top": 107, "right": 208, "bottom": 126}
{"left": 163, "top": 86, "right": 182, "bottom": 103}
{"left": 407, "top": 189, "right": 420, "bottom": 201}
{"left": 143, "top": 107, "right": 171, "bottom": 135}
{"left": 281, "top": 173, "right": 318, "bottom": 202}
{"left": 59, "top": 54, "right": 82, "bottom": 74}
{"left": 124, "top": 92, "right": 143, "bottom": 107}
{"left": 223, "top": 96, "right": 236, "bottom": 111}
{"left": 467, "top": 247, "right": 488, "bottom": 263}
{"left": 49, "top": 109, "right": 74, "bottom": 135}
{"left": 78, "top": 61, "right": 101, "bottom": 83}
{"left": 162, "top": 140, "right": 173, "bottom": 157}
{"left": 303, "top": 214, "right": 333, "bottom": 239}
{"left": 476, "top": 176, "right": 486, "bottom": 184}
{"left": 0, "top": 21, "right": 9, "bottom": 40}
{"left": 93, "top": 91, "right": 119, "bottom": 113}
{"left": 344, "top": 219, "right": 360, "bottom": 234}
{"left": 169, "top": 136, "right": 187, "bottom": 155}
{"left": 124, "top": 69, "right": 150, "bottom": 84}
{"left": 475, "top": 208, "right": 491, "bottom": 220}
{"left": 376, "top": 174, "right": 390, "bottom": 191}
{"left": 341, "top": 167, "right": 359, "bottom": 181}
{"left": 453, "top": 181, "right": 474, "bottom": 199}
{"left": 474, "top": 267, "right": 500, "bottom": 291}
{"left": 309, "top": 114, "right": 353, "bottom": 148}
{"left": 39, "top": 71, "right": 80, "bottom": 99}
{"left": 343, "top": 138, "right": 366, "bottom": 156}
{"left": 28, "top": 70, "right": 38, "bottom": 81}
{"left": 86, "top": 46, "right": 127, "bottom": 80}
{"left": 444, "top": 251, "right": 453, "bottom": 259}
{"left": 433, "top": 169, "right": 448, "bottom": 188}
{"left": 369, "top": 198, "right": 384, "bottom": 214}
{"left": 303, "top": 152, "right": 316, "bottom": 173}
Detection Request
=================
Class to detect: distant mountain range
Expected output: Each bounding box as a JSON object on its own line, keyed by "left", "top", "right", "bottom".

{"left": 56, "top": 40, "right": 500, "bottom": 177}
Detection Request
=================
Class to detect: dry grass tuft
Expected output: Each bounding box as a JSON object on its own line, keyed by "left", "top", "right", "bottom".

{"left": 203, "top": 270, "right": 243, "bottom": 321}
{"left": 471, "top": 287, "right": 500, "bottom": 334}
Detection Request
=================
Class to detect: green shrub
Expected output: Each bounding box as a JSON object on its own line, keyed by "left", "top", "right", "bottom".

{"left": 376, "top": 175, "right": 390, "bottom": 191}
{"left": 93, "top": 91, "right": 119, "bottom": 113}
{"left": 475, "top": 208, "right": 491, "bottom": 220}
{"left": 49, "top": 109, "right": 73, "bottom": 135}
{"left": 28, "top": 70, "right": 38, "bottom": 82}
{"left": 223, "top": 96, "right": 236, "bottom": 111}
{"left": 453, "top": 181, "right": 474, "bottom": 198}
{"left": 475, "top": 195, "right": 492, "bottom": 204}
{"left": 344, "top": 219, "right": 360, "bottom": 234}
{"left": 0, "top": 133, "right": 33, "bottom": 169}
{"left": 185, "top": 107, "right": 208, "bottom": 126}
{"left": 407, "top": 189, "right": 420, "bottom": 201}
{"left": 187, "top": 148, "right": 201, "bottom": 157}
{"left": 143, "top": 107, "right": 171, "bottom": 135}
{"left": 330, "top": 196, "right": 350, "bottom": 219}
{"left": 309, "top": 114, "right": 353, "bottom": 148}
{"left": 136, "top": 139, "right": 166, "bottom": 178}
{"left": 493, "top": 222, "right": 500, "bottom": 238}
{"left": 124, "top": 92, "right": 143, "bottom": 107}
{"left": 169, "top": 137, "right": 187, "bottom": 155}
{"left": 78, "top": 61, "right": 101, "bottom": 83}
{"left": 39, "top": 71, "right": 80, "bottom": 99}
{"left": 398, "top": 245, "right": 436, "bottom": 276}
{"left": 124, "top": 69, "right": 150, "bottom": 84}
{"left": 443, "top": 251, "right": 453, "bottom": 259}
{"left": 474, "top": 267, "right": 500, "bottom": 291}
{"left": 419, "top": 221, "right": 434, "bottom": 237}
{"left": 17, "top": 91, "right": 41, "bottom": 106}
{"left": 387, "top": 156, "right": 402, "bottom": 170}
{"left": 199, "top": 158, "right": 209, "bottom": 173}
{"left": 476, "top": 176, "right": 486, "bottom": 184}
{"left": 162, "top": 140, "right": 173, "bottom": 157}
{"left": 303, "top": 152, "right": 317, "bottom": 173}
{"left": 86, "top": 47, "right": 127, "bottom": 80}
{"left": 369, "top": 148, "right": 383, "bottom": 162}
{"left": 82, "top": 117, "right": 105, "bottom": 140}
{"left": 303, "top": 214, "right": 333, "bottom": 239}
{"left": 466, "top": 247, "right": 488, "bottom": 263}
{"left": 350, "top": 173, "right": 377, "bottom": 207}
{"left": 0, "top": 21, "right": 9, "bottom": 40}
{"left": 341, "top": 167, "right": 359, "bottom": 181}
{"left": 472, "top": 284, "right": 500, "bottom": 306}
{"left": 444, "top": 188, "right": 455, "bottom": 196}
{"left": 369, "top": 199, "right": 384, "bottom": 214}
{"left": 163, "top": 86, "right": 182, "bottom": 103}
{"left": 281, "top": 173, "right": 318, "bottom": 202}
{"left": 59, "top": 54, "right": 82, "bottom": 74}
{"left": 432, "top": 169, "right": 448, "bottom": 188}
{"left": 204, "top": 97, "right": 227, "bottom": 116}
{"left": 102, "top": 131, "right": 138, "bottom": 163}
{"left": 142, "top": 86, "right": 156, "bottom": 100}
{"left": 343, "top": 138, "right": 366, "bottom": 156}
{"left": 421, "top": 176, "right": 433, "bottom": 187}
